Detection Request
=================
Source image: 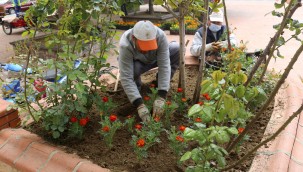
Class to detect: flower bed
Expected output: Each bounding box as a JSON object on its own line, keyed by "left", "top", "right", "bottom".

{"left": 114, "top": 17, "right": 199, "bottom": 35}
{"left": 25, "top": 65, "right": 275, "bottom": 171}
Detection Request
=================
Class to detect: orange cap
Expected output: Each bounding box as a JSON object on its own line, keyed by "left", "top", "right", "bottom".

{"left": 133, "top": 20, "right": 158, "bottom": 51}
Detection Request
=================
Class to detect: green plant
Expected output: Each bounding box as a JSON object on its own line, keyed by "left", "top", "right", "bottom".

{"left": 167, "top": 126, "right": 187, "bottom": 156}
{"left": 130, "top": 119, "right": 162, "bottom": 160}
{"left": 99, "top": 114, "right": 123, "bottom": 148}
{"left": 12, "top": 0, "right": 123, "bottom": 139}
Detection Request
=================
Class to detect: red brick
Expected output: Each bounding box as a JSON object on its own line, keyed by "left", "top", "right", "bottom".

{"left": 9, "top": 118, "right": 21, "bottom": 128}
{"left": 0, "top": 110, "right": 19, "bottom": 127}
{"left": 0, "top": 115, "right": 9, "bottom": 126}
{"left": 14, "top": 142, "right": 57, "bottom": 172}
{"left": 40, "top": 152, "right": 81, "bottom": 172}
{"left": 76, "top": 162, "right": 110, "bottom": 172}
{"left": 0, "top": 99, "right": 15, "bottom": 118}
{"left": 0, "top": 123, "right": 9, "bottom": 130}
{"left": 0, "top": 136, "right": 38, "bottom": 166}
{"left": 7, "top": 110, "right": 19, "bottom": 122}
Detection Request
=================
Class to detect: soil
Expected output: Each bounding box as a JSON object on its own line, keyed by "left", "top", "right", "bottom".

{"left": 26, "top": 65, "right": 275, "bottom": 172}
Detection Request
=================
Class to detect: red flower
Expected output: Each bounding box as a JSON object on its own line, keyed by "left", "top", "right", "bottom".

{"left": 177, "top": 88, "right": 183, "bottom": 93}
{"left": 127, "top": 115, "right": 132, "bottom": 119}
{"left": 179, "top": 125, "right": 186, "bottom": 132}
{"left": 238, "top": 127, "right": 245, "bottom": 134}
{"left": 197, "top": 101, "right": 204, "bottom": 106}
{"left": 136, "top": 138, "right": 145, "bottom": 147}
{"left": 154, "top": 116, "right": 160, "bottom": 122}
{"left": 70, "top": 116, "right": 77, "bottom": 123}
{"left": 176, "top": 135, "right": 184, "bottom": 142}
{"left": 85, "top": 116, "right": 90, "bottom": 122}
{"left": 195, "top": 117, "right": 202, "bottom": 122}
{"left": 202, "top": 93, "right": 211, "bottom": 100}
{"left": 109, "top": 114, "right": 117, "bottom": 122}
{"left": 143, "top": 96, "right": 150, "bottom": 101}
{"left": 181, "top": 98, "right": 187, "bottom": 102}
{"left": 166, "top": 101, "right": 171, "bottom": 106}
{"left": 102, "top": 96, "right": 108, "bottom": 102}
{"left": 79, "top": 118, "right": 88, "bottom": 126}
{"left": 150, "top": 84, "right": 156, "bottom": 88}
{"left": 102, "top": 126, "right": 110, "bottom": 132}
{"left": 135, "top": 124, "right": 142, "bottom": 130}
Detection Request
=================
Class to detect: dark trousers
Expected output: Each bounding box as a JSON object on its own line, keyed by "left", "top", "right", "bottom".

{"left": 134, "top": 41, "right": 180, "bottom": 88}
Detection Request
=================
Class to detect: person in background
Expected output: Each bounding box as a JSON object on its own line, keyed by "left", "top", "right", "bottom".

{"left": 118, "top": 20, "right": 179, "bottom": 122}
{"left": 190, "top": 9, "right": 237, "bottom": 62}
{"left": 12, "top": 0, "right": 21, "bottom": 17}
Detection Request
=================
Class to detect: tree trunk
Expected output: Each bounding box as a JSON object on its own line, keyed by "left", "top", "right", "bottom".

{"left": 178, "top": 6, "right": 186, "bottom": 97}
{"left": 149, "top": 0, "right": 154, "bottom": 15}
{"left": 193, "top": 0, "right": 208, "bottom": 103}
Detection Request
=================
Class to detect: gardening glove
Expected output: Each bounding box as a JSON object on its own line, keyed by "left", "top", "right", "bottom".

{"left": 152, "top": 97, "right": 165, "bottom": 118}
{"left": 211, "top": 41, "right": 223, "bottom": 51}
{"left": 137, "top": 104, "right": 151, "bottom": 123}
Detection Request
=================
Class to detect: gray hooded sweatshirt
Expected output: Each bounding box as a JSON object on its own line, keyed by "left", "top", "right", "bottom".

{"left": 118, "top": 27, "right": 171, "bottom": 104}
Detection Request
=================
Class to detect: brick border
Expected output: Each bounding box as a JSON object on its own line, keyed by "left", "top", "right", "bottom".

{"left": 0, "top": 99, "right": 21, "bottom": 130}
{"left": 0, "top": 128, "right": 110, "bottom": 172}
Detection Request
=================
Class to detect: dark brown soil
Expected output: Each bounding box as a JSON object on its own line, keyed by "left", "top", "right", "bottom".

{"left": 26, "top": 66, "right": 274, "bottom": 172}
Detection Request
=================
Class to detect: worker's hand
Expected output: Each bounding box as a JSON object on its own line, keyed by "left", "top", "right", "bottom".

{"left": 152, "top": 97, "right": 165, "bottom": 118}
{"left": 211, "top": 41, "right": 223, "bottom": 51}
{"left": 137, "top": 104, "right": 151, "bottom": 123}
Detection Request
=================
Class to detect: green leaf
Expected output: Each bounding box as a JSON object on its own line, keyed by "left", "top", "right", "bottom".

{"left": 211, "top": 71, "right": 226, "bottom": 86}
{"left": 52, "top": 131, "right": 60, "bottom": 139}
{"left": 215, "top": 130, "right": 230, "bottom": 144}
{"left": 227, "top": 127, "right": 238, "bottom": 135}
{"left": 200, "top": 106, "right": 213, "bottom": 123}
{"left": 274, "top": 3, "right": 284, "bottom": 9}
{"left": 235, "top": 85, "right": 245, "bottom": 98}
{"left": 58, "top": 126, "right": 65, "bottom": 132}
{"left": 180, "top": 151, "right": 192, "bottom": 161}
{"left": 217, "top": 156, "right": 226, "bottom": 167}
{"left": 184, "top": 128, "right": 197, "bottom": 140}
{"left": 188, "top": 104, "right": 203, "bottom": 117}
{"left": 216, "top": 108, "right": 226, "bottom": 123}
{"left": 201, "top": 80, "right": 212, "bottom": 94}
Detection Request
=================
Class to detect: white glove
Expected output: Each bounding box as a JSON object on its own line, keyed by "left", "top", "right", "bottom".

{"left": 137, "top": 104, "right": 151, "bottom": 123}
{"left": 152, "top": 97, "right": 165, "bottom": 118}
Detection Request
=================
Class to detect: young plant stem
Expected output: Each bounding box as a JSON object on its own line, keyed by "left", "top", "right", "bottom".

{"left": 244, "top": 0, "right": 301, "bottom": 87}
{"left": 226, "top": 42, "right": 303, "bottom": 152}
{"left": 222, "top": 102, "right": 303, "bottom": 171}
{"left": 222, "top": 0, "right": 231, "bottom": 51}
{"left": 193, "top": 0, "right": 208, "bottom": 104}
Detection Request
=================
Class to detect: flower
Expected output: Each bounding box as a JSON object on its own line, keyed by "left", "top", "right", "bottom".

{"left": 238, "top": 127, "right": 245, "bottom": 134}
{"left": 181, "top": 98, "right": 187, "bottom": 102}
{"left": 85, "top": 116, "right": 90, "bottom": 122}
{"left": 197, "top": 101, "right": 204, "bottom": 106}
{"left": 127, "top": 115, "right": 132, "bottom": 119}
{"left": 143, "top": 96, "right": 151, "bottom": 101}
{"left": 179, "top": 125, "right": 186, "bottom": 132}
{"left": 177, "top": 88, "right": 183, "bottom": 93}
{"left": 109, "top": 114, "right": 117, "bottom": 122}
{"left": 102, "top": 126, "right": 110, "bottom": 132}
{"left": 176, "top": 135, "right": 184, "bottom": 142}
{"left": 102, "top": 96, "right": 109, "bottom": 102}
{"left": 154, "top": 116, "right": 160, "bottom": 122}
{"left": 166, "top": 101, "right": 172, "bottom": 106}
{"left": 150, "top": 84, "right": 156, "bottom": 88}
{"left": 70, "top": 116, "right": 77, "bottom": 123}
{"left": 135, "top": 124, "right": 142, "bottom": 130}
{"left": 202, "top": 93, "right": 211, "bottom": 100}
{"left": 136, "top": 138, "right": 145, "bottom": 147}
{"left": 195, "top": 117, "right": 202, "bottom": 122}
{"left": 79, "top": 118, "right": 88, "bottom": 126}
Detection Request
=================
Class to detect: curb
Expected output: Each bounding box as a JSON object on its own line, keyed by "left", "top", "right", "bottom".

{"left": 249, "top": 77, "right": 303, "bottom": 172}
{"left": 0, "top": 128, "right": 110, "bottom": 172}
